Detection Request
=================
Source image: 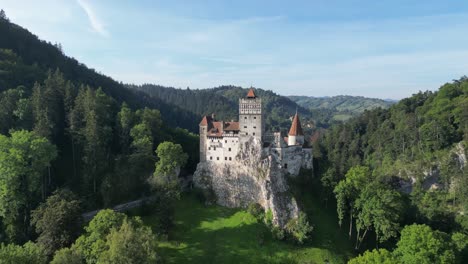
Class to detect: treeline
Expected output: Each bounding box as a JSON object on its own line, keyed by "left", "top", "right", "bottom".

{"left": 0, "top": 68, "right": 198, "bottom": 241}
{"left": 0, "top": 13, "right": 199, "bottom": 253}
{"left": 314, "top": 77, "right": 468, "bottom": 262}
{"left": 129, "top": 84, "right": 318, "bottom": 133}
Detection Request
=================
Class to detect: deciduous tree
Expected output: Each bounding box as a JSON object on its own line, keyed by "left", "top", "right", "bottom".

{"left": 31, "top": 189, "right": 82, "bottom": 256}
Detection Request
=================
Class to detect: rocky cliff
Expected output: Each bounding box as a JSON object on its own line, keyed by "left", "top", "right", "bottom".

{"left": 193, "top": 137, "right": 301, "bottom": 227}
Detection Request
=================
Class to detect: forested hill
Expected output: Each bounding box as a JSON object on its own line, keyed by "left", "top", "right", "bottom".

{"left": 289, "top": 95, "right": 394, "bottom": 113}
{"left": 289, "top": 95, "right": 395, "bottom": 121}
{"left": 314, "top": 77, "right": 468, "bottom": 260}
{"left": 128, "top": 84, "right": 317, "bottom": 132}
{"left": 0, "top": 14, "right": 200, "bottom": 217}
{"left": 0, "top": 17, "right": 199, "bottom": 132}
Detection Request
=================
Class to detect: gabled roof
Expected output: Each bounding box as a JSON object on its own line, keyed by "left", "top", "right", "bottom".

{"left": 288, "top": 112, "right": 304, "bottom": 136}
{"left": 246, "top": 88, "right": 256, "bottom": 98}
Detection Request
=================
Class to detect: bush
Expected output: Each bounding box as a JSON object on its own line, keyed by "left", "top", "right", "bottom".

{"left": 264, "top": 209, "right": 274, "bottom": 227}
{"left": 271, "top": 226, "right": 285, "bottom": 240}
{"left": 247, "top": 203, "right": 264, "bottom": 220}
{"left": 285, "top": 212, "right": 313, "bottom": 244}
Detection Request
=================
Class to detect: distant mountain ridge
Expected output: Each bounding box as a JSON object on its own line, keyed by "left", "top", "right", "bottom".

{"left": 289, "top": 95, "right": 395, "bottom": 122}
{"left": 289, "top": 95, "right": 394, "bottom": 112}
{"left": 130, "top": 84, "right": 398, "bottom": 130}
{"left": 128, "top": 84, "right": 315, "bottom": 133}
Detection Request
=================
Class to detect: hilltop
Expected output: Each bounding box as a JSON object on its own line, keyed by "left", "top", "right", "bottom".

{"left": 289, "top": 95, "right": 395, "bottom": 121}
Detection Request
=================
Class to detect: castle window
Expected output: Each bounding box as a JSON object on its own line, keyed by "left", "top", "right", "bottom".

{"left": 246, "top": 132, "right": 248, "bottom": 135}
{"left": 253, "top": 133, "right": 256, "bottom": 136}
{"left": 229, "top": 148, "right": 231, "bottom": 151}
{"left": 225, "top": 140, "right": 227, "bottom": 143}
{"left": 217, "top": 157, "right": 219, "bottom": 160}
{"left": 244, "top": 117, "right": 247, "bottom": 119}
{"left": 214, "top": 147, "right": 216, "bottom": 150}
{"left": 229, "top": 157, "right": 232, "bottom": 161}
{"left": 208, "top": 147, "right": 211, "bottom": 150}
{"left": 254, "top": 117, "right": 256, "bottom": 119}
{"left": 210, "top": 157, "right": 212, "bottom": 160}
{"left": 244, "top": 126, "right": 247, "bottom": 128}
{"left": 253, "top": 126, "right": 256, "bottom": 129}
{"left": 284, "top": 163, "right": 288, "bottom": 168}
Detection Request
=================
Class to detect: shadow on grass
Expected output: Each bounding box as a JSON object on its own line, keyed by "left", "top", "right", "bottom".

{"left": 161, "top": 221, "right": 302, "bottom": 264}
{"left": 288, "top": 172, "right": 355, "bottom": 260}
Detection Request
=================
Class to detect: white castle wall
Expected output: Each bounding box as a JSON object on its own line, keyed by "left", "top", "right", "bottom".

{"left": 205, "top": 135, "right": 240, "bottom": 162}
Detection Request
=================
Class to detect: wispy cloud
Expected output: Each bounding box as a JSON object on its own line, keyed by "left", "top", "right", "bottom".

{"left": 76, "top": 0, "right": 109, "bottom": 37}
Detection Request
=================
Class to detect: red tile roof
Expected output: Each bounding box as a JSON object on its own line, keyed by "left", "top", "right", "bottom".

{"left": 246, "top": 88, "right": 256, "bottom": 98}
{"left": 208, "top": 121, "right": 223, "bottom": 137}
{"left": 288, "top": 112, "right": 304, "bottom": 136}
{"left": 224, "top": 122, "right": 239, "bottom": 131}
{"left": 199, "top": 115, "right": 213, "bottom": 126}
{"left": 200, "top": 115, "right": 240, "bottom": 136}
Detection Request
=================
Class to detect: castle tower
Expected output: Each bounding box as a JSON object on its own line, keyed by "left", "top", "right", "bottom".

{"left": 239, "top": 88, "right": 263, "bottom": 140}
{"left": 288, "top": 111, "right": 304, "bottom": 146}
{"left": 199, "top": 115, "right": 212, "bottom": 162}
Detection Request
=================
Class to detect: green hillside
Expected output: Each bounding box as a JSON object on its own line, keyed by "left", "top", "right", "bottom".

{"left": 289, "top": 95, "right": 395, "bottom": 122}
{"left": 315, "top": 78, "right": 468, "bottom": 262}
{"left": 0, "top": 18, "right": 199, "bottom": 132}
{"left": 0, "top": 15, "right": 200, "bottom": 215}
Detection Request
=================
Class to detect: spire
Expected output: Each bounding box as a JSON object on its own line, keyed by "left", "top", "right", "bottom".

{"left": 199, "top": 115, "right": 213, "bottom": 126}
{"left": 246, "top": 87, "right": 256, "bottom": 98}
{"left": 288, "top": 112, "right": 304, "bottom": 136}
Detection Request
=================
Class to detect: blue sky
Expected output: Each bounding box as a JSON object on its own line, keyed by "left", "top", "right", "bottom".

{"left": 2, "top": 0, "right": 468, "bottom": 99}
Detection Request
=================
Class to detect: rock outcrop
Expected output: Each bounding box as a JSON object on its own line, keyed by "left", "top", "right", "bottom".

{"left": 193, "top": 137, "right": 301, "bottom": 227}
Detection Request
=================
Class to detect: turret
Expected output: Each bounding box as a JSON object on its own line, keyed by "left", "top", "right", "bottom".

{"left": 288, "top": 112, "right": 304, "bottom": 146}
{"left": 199, "top": 115, "right": 212, "bottom": 162}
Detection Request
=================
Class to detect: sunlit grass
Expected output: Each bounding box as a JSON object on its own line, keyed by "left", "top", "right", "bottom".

{"left": 142, "top": 187, "right": 354, "bottom": 264}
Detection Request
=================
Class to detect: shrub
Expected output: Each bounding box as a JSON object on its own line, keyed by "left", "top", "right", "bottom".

{"left": 264, "top": 209, "right": 274, "bottom": 227}
{"left": 271, "top": 226, "right": 286, "bottom": 240}
{"left": 285, "top": 212, "right": 313, "bottom": 244}
{"left": 247, "top": 203, "right": 264, "bottom": 220}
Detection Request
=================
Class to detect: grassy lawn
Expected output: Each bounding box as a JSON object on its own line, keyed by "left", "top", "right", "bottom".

{"left": 141, "top": 180, "right": 354, "bottom": 264}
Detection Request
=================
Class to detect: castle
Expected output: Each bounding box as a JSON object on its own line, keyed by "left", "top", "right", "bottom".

{"left": 199, "top": 88, "right": 312, "bottom": 175}
{"left": 194, "top": 88, "right": 312, "bottom": 227}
